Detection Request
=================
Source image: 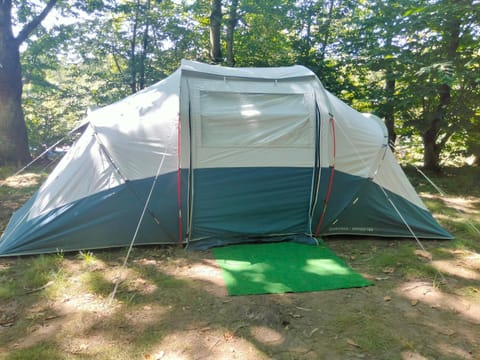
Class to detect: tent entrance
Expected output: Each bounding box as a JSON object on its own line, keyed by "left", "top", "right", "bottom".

{"left": 187, "top": 88, "right": 317, "bottom": 242}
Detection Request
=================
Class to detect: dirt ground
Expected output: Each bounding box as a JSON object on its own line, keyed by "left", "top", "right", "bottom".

{"left": 1, "top": 241, "right": 479, "bottom": 360}
{"left": 1, "top": 171, "right": 479, "bottom": 359}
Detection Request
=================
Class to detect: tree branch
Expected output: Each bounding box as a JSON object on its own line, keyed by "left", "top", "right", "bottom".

{"left": 15, "top": 0, "right": 58, "bottom": 45}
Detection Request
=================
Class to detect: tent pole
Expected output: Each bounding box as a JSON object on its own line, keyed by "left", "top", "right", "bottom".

{"left": 176, "top": 116, "right": 184, "bottom": 244}
{"left": 314, "top": 115, "right": 336, "bottom": 237}
{"left": 308, "top": 102, "right": 322, "bottom": 239}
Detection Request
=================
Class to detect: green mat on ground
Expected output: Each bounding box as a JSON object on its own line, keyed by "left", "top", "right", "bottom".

{"left": 213, "top": 242, "right": 372, "bottom": 295}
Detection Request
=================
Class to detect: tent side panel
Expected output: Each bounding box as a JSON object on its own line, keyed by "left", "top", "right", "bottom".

{"left": 0, "top": 173, "right": 179, "bottom": 256}
{"left": 317, "top": 171, "right": 452, "bottom": 239}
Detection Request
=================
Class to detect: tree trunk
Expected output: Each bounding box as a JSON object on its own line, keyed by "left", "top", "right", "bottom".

{"left": 139, "top": 0, "right": 151, "bottom": 90}
{"left": 209, "top": 0, "right": 222, "bottom": 63}
{"left": 380, "top": 76, "right": 396, "bottom": 150}
{"left": 0, "top": 0, "right": 30, "bottom": 166}
{"left": 422, "top": 116, "right": 442, "bottom": 172}
{"left": 421, "top": 14, "right": 460, "bottom": 171}
{"left": 318, "top": 0, "right": 336, "bottom": 63}
{"left": 475, "top": 155, "right": 480, "bottom": 167}
{"left": 225, "top": 0, "right": 238, "bottom": 66}
{"left": 130, "top": 1, "right": 139, "bottom": 93}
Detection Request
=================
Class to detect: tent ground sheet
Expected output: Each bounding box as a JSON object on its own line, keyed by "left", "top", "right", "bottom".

{"left": 213, "top": 242, "right": 372, "bottom": 296}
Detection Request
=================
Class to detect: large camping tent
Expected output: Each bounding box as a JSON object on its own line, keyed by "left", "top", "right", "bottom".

{"left": 0, "top": 60, "right": 451, "bottom": 256}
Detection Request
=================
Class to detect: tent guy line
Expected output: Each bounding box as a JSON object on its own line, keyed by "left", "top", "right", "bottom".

{"left": 108, "top": 119, "right": 176, "bottom": 303}
{"left": 414, "top": 166, "right": 480, "bottom": 235}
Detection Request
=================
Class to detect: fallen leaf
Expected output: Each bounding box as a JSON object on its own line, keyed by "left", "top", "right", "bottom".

{"left": 375, "top": 276, "right": 390, "bottom": 281}
{"left": 384, "top": 296, "right": 392, "bottom": 302}
{"left": 295, "top": 306, "right": 312, "bottom": 311}
{"left": 224, "top": 331, "right": 234, "bottom": 341}
{"left": 144, "top": 354, "right": 152, "bottom": 360}
{"left": 414, "top": 250, "right": 432, "bottom": 261}
{"left": 410, "top": 299, "right": 419, "bottom": 306}
{"left": 303, "top": 327, "right": 319, "bottom": 338}
{"left": 439, "top": 329, "right": 456, "bottom": 336}
{"left": 382, "top": 267, "right": 395, "bottom": 274}
{"left": 347, "top": 338, "right": 361, "bottom": 348}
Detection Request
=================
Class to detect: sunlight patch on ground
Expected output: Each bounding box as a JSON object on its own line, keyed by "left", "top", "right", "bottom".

{"left": 57, "top": 292, "right": 113, "bottom": 313}
{"left": 249, "top": 325, "right": 284, "bottom": 345}
{"left": 435, "top": 343, "right": 476, "bottom": 359}
{"left": 431, "top": 260, "right": 480, "bottom": 280}
{"left": 127, "top": 276, "right": 158, "bottom": 295}
{"left": 150, "top": 328, "right": 267, "bottom": 360}
{"left": 59, "top": 336, "right": 114, "bottom": 357}
{"left": 1, "top": 173, "right": 43, "bottom": 189}
{"left": 102, "top": 266, "right": 138, "bottom": 286}
{"left": 0, "top": 262, "right": 12, "bottom": 272}
{"left": 162, "top": 259, "right": 227, "bottom": 297}
{"left": 397, "top": 281, "right": 480, "bottom": 324}
{"left": 401, "top": 351, "right": 428, "bottom": 360}
{"left": 123, "top": 304, "right": 170, "bottom": 328}
{"left": 181, "top": 260, "right": 224, "bottom": 284}
{"left": 420, "top": 193, "right": 480, "bottom": 214}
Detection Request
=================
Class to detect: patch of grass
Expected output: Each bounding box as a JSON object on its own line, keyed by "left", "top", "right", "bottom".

{"left": 370, "top": 244, "right": 413, "bottom": 268}
{"left": 77, "top": 250, "right": 106, "bottom": 271}
{"left": 82, "top": 271, "right": 113, "bottom": 297}
{"left": 135, "top": 265, "right": 187, "bottom": 289}
{"left": 355, "top": 322, "right": 400, "bottom": 354}
{"left": 0, "top": 263, "right": 15, "bottom": 300}
{"left": 330, "top": 312, "right": 364, "bottom": 333}
{"left": 3, "top": 343, "right": 63, "bottom": 360}
{"left": 0, "top": 253, "right": 65, "bottom": 300}
{"left": 21, "top": 254, "right": 64, "bottom": 290}
{"left": 456, "top": 286, "right": 480, "bottom": 299}
{"left": 0, "top": 280, "right": 16, "bottom": 300}
{"left": 78, "top": 250, "right": 97, "bottom": 264}
{"left": 402, "top": 263, "right": 438, "bottom": 280}
{"left": 369, "top": 243, "right": 440, "bottom": 280}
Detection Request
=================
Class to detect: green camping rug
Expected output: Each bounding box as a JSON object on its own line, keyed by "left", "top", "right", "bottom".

{"left": 213, "top": 242, "right": 372, "bottom": 296}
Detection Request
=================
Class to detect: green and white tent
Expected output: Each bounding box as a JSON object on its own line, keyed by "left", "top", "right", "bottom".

{"left": 0, "top": 60, "right": 451, "bottom": 256}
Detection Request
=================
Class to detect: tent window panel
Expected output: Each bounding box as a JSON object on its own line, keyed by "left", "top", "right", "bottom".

{"left": 200, "top": 91, "right": 312, "bottom": 147}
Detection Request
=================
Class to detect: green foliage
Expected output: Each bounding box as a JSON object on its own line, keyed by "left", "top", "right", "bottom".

{"left": 14, "top": 0, "right": 480, "bottom": 168}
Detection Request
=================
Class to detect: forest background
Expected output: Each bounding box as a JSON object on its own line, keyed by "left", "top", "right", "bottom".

{"left": 0, "top": 0, "right": 479, "bottom": 171}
